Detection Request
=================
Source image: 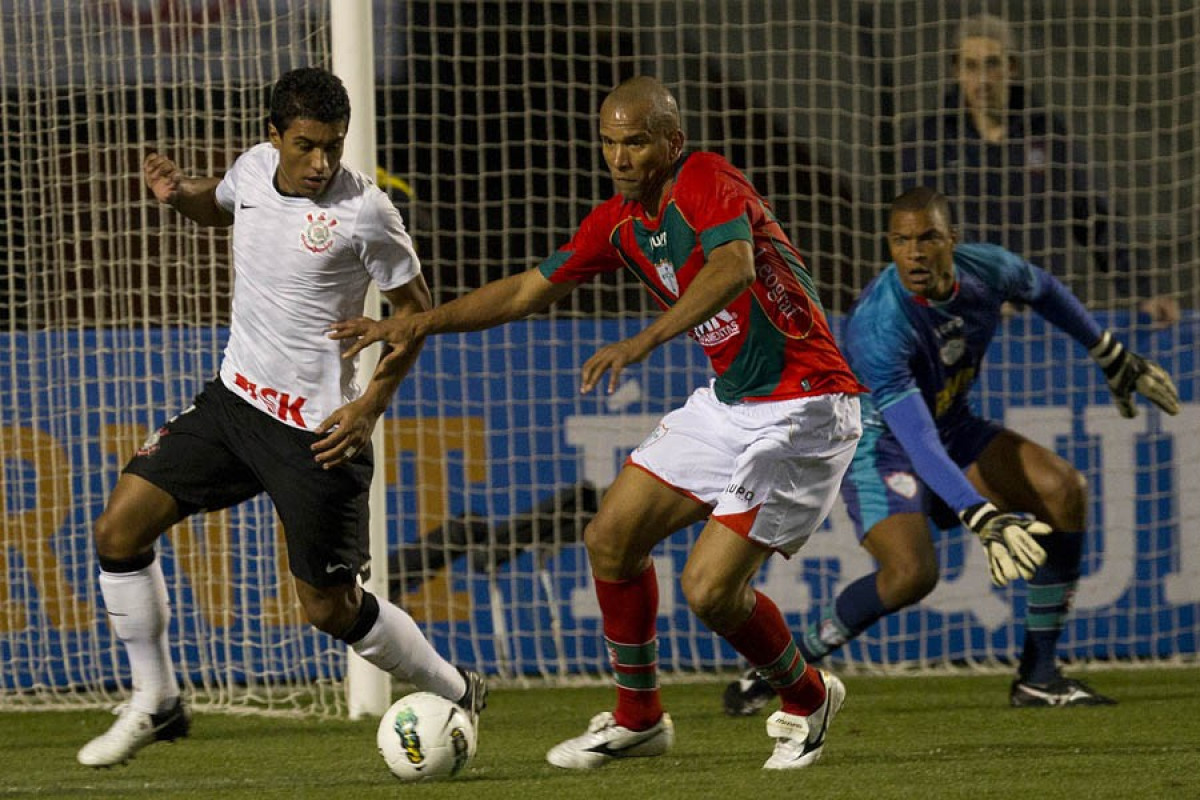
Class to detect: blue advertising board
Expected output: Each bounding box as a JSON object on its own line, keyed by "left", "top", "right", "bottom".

{"left": 1, "top": 313, "right": 1196, "bottom": 688}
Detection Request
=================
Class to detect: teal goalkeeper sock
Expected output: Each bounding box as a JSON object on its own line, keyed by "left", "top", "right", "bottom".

{"left": 798, "top": 573, "right": 888, "bottom": 661}
{"left": 1020, "top": 531, "right": 1084, "bottom": 684}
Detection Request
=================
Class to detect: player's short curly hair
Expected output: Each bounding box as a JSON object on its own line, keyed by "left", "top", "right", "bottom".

{"left": 268, "top": 67, "right": 351, "bottom": 134}
{"left": 891, "top": 186, "right": 953, "bottom": 223}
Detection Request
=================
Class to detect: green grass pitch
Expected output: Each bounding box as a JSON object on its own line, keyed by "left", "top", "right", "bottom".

{"left": 4, "top": 667, "right": 1197, "bottom": 799}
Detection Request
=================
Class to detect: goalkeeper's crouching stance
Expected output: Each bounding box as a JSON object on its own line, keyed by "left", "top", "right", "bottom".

{"left": 724, "top": 186, "right": 1181, "bottom": 716}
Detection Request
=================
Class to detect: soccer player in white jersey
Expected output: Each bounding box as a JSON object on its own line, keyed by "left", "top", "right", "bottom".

{"left": 77, "top": 67, "right": 485, "bottom": 769}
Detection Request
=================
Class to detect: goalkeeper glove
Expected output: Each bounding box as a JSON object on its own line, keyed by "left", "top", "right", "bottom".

{"left": 1089, "top": 331, "right": 1180, "bottom": 418}
{"left": 959, "top": 502, "right": 1051, "bottom": 587}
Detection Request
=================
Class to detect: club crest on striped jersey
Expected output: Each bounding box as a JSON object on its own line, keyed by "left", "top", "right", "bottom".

{"left": 300, "top": 211, "right": 338, "bottom": 253}
{"left": 654, "top": 257, "right": 680, "bottom": 297}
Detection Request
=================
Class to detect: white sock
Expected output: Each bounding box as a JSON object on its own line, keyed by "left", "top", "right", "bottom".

{"left": 99, "top": 559, "right": 178, "bottom": 714}
{"left": 351, "top": 598, "right": 466, "bottom": 700}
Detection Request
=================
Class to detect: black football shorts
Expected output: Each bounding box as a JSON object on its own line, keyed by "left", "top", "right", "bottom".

{"left": 123, "top": 378, "right": 373, "bottom": 587}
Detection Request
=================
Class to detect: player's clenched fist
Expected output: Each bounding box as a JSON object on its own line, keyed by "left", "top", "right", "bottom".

{"left": 143, "top": 152, "right": 183, "bottom": 207}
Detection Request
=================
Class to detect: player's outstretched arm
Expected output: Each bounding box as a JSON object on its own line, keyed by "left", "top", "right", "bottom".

{"left": 580, "top": 240, "right": 754, "bottom": 395}
{"left": 143, "top": 152, "right": 232, "bottom": 227}
{"left": 1088, "top": 331, "right": 1180, "bottom": 418}
{"left": 312, "top": 276, "right": 434, "bottom": 469}
{"left": 329, "top": 267, "right": 577, "bottom": 364}
{"left": 958, "top": 502, "right": 1052, "bottom": 588}
{"left": 1024, "top": 267, "right": 1180, "bottom": 415}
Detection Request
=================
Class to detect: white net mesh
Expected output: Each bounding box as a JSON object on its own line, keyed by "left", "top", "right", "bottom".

{"left": 2, "top": 1, "right": 1197, "bottom": 714}
{"left": 1, "top": 0, "right": 343, "bottom": 714}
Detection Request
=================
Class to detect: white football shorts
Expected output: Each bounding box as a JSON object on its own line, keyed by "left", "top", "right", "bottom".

{"left": 627, "top": 383, "right": 861, "bottom": 556}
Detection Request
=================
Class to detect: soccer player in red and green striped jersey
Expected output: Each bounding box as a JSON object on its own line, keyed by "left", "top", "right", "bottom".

{"left": 332, "top": 75, "right": 864, "bottom": 770}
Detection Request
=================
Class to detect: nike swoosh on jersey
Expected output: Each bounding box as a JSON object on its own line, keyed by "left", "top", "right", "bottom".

{"left": 325, "top": 563, "right": 353, "bottom": 573}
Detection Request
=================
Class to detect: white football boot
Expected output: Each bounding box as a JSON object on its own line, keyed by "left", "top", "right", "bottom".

{"left": 763, "top": 670, "right": 845, "bottom": 770}
{"left": 546, "top": 711, "right": 674, "bottom": 769}
{"left": 77, "top": 697, "right": 190, "bottom": 767}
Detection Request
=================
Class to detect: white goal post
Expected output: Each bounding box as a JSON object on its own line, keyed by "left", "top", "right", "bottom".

{"left": 1, "top": 1, "right": 1196, "bottom": 718}
{"left": 331, "top": 0, "right": 392, "bottom": 720}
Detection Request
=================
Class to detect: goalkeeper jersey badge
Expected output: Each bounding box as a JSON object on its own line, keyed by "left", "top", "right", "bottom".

{"left": 300, "top": 211, "right": 338, "bottom": 253}
{"left": 940, "top": 337, "right": 965, "bottom": 366}
{"left": 936, "top": 317, "right": 966, "bottom": 366}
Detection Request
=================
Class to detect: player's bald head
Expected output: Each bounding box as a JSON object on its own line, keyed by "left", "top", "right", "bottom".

{"left": 601, "top": 76, "right": 680, "bottom": 136}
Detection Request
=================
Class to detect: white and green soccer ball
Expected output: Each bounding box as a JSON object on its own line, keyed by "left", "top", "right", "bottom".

{"left": 376, "top": 691, "right": 477, "bottom": 781}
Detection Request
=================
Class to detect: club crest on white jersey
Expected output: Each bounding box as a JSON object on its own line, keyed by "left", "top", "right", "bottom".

{"left": 301, "top": 211, "right": 339, "bottom": 253}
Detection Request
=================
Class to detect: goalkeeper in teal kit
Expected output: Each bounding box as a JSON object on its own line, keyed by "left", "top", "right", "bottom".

{"left": 725, "top": 186, "right": 1179, "bottom": 714}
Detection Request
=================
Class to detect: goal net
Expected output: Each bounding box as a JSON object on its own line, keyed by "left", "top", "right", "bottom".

{"left": 2, "top": 0, "right": 1196, "bottom": 716}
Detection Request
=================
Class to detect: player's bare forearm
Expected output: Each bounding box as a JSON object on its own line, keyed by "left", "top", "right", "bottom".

{"left": 144, "top": 153, "right": 231, "bottom": 227}
{"left": 639, "top": 240, "right": 754, "bottom": 349}
{"left": 363, "top": 277, "right": 433, "bottom": 403}
{"left": 579, "top": 240, "right": 754, "bottom": 395}
{"left": 330, "top": 268, "right": 575, "bottom": 360}
{"left": 363, "top": 337, "right": 424, "bottom": 409}
{"left": 171, "top": 177, "right": 232, "bottom": 227}
{"left": 424, "top": 268, "right": 576, "bottom": 334}
{"left": 312, "top": 280, "right": 430, "bottom": 468}
{"left": 362, "top": 298, "right": 428, "bottom": 411}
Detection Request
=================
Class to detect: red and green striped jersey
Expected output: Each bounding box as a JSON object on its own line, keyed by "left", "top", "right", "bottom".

{"left": 537, "top": 151, "right": 863, "bottom": 403}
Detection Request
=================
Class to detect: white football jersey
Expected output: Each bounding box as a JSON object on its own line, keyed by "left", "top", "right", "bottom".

{"left": 214, "top": 143, "right": 420, "bottom": 430}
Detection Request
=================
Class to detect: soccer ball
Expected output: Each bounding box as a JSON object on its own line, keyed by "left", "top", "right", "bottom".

{"left": 376, "top": 691, "right": 477, "bottom": 781}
